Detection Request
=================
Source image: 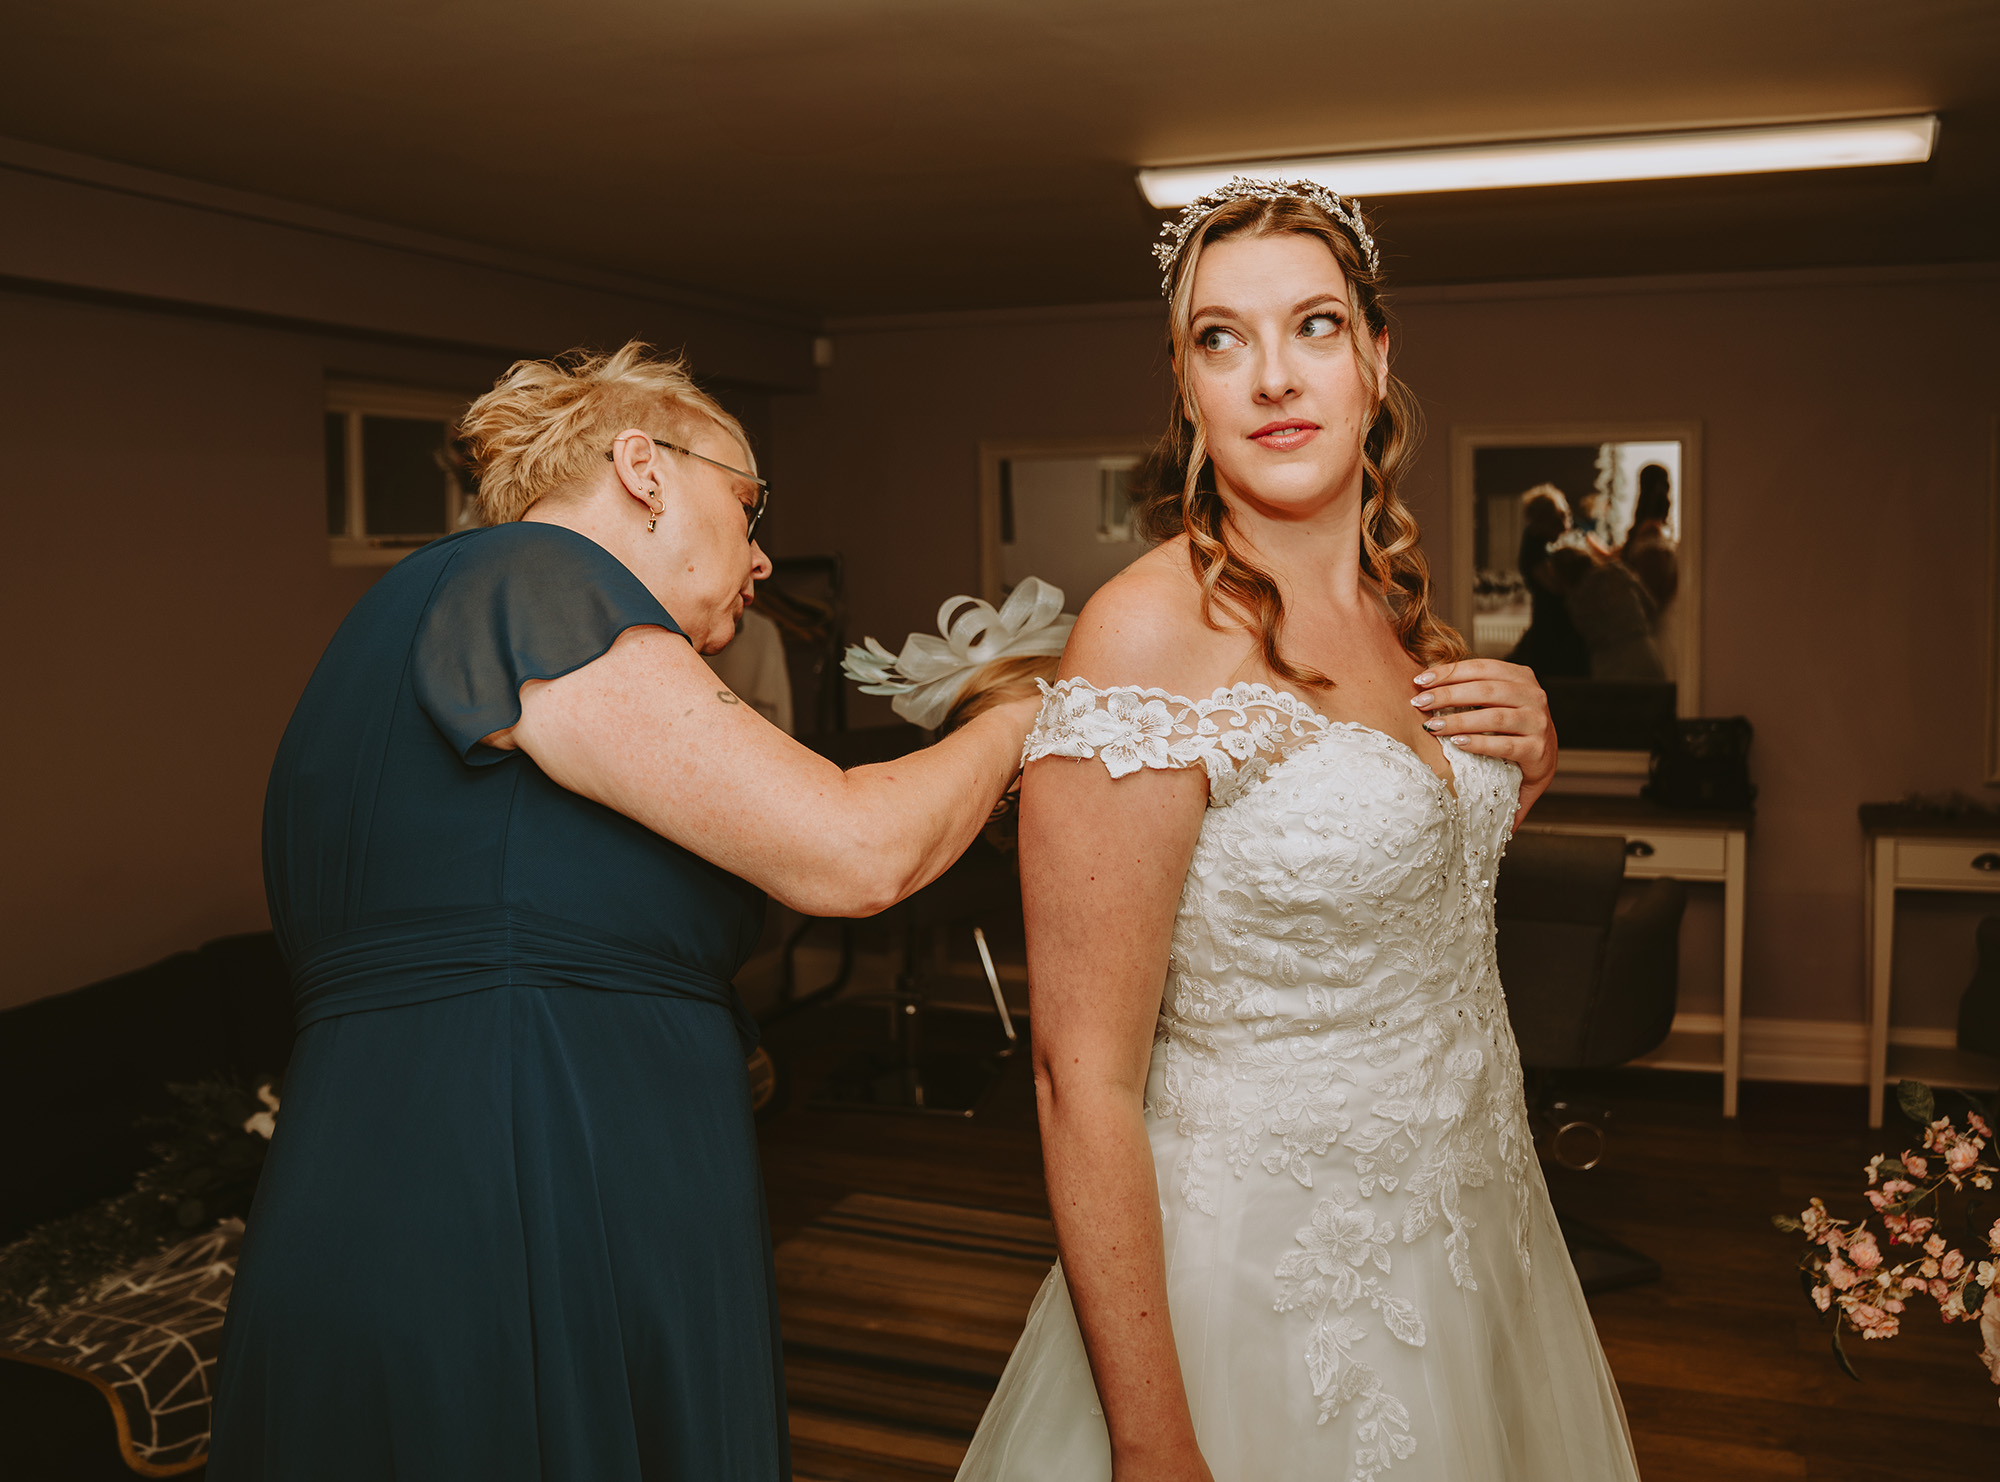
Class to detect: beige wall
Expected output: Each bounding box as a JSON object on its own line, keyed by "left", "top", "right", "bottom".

{"left": 771, "top": 267, "right": 2000, "bottom": 1029}
{"left": 0, "top": 290, "right": 484, "bottom": 1007}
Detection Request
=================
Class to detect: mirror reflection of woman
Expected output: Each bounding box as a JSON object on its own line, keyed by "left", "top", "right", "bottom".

{"left": 208, "top": 344, "right": 1039, "bottom": 1481}
{"left": 956, "top": 183, "right": 1641, "bottom": 1482}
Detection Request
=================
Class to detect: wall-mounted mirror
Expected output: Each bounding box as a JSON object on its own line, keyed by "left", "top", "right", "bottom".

{"left": 1450, "top": 424, "right": 1701, "bottom": 763}
{"left": 979, "top": 437, "right": 1153, "bottom": 608}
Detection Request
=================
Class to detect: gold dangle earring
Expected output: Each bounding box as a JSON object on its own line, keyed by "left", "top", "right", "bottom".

{"left": 647, "top": 488, "right": 663, "bottom": 534}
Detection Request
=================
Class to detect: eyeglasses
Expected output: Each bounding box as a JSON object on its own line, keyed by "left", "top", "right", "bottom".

{"left": 606, "top": 437, "right": 770, "bottom": 543}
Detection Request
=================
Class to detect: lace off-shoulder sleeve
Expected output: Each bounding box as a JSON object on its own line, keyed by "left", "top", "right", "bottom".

{"left": 1023, "top": 678, "right": 1328, "bottom": 804}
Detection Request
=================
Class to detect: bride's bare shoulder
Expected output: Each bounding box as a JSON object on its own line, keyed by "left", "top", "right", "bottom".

{"left": 1060, "top": 538, "right": 1243, "bottom": 697}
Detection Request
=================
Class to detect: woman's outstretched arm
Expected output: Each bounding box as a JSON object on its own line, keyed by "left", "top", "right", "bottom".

{"left": 493, "top": 624, "right": 1037, "bottom": 918}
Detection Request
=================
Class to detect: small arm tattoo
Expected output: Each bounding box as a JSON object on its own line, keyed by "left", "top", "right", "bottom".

{"left": 716, "top": 689, "right": 740, "bottom": 705}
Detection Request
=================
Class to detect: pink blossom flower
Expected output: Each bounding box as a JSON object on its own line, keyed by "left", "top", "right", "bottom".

{"left": 1884, "top": 1176, "right": 1917, "bottom": 1196}
{"left": 1970, "top": 1112, "right": 1992, "bottom": 1137}
{"left": 1828, "top": 1258, "right": 1859, "bottom": 1290}
{"left": 1902, "top": 1275, "right": 1928, "bottom": 1292}
{"left": 1865, "top": 1189, "right": 1888, "bottom": 1211}
{"left": 1812, "top": 1285, "right": 1831, "bottom": 1311}
{"left": 1948, "top": 1142, "right": 1979, "bottom": 1174}
{"left": 1900, "top": 1153, "right": 1928, "bottom": 1178}
{"left": 1848, "top": 1233, "right": 1884, "bottom": 1270}
{"left": 1906, "top": 1218, "right": 1935, "bottom": 1242}
{"left": 1932, "top": 1279, "right": 1953, "bottom": 1301}
{"left": 1989, "top": 1218, "right": 2000, "bottom": 1249}
{"left": 1865, "top": 1154, "right": 1885, "bottom": 1186}
{"left": 1926, "top": 1234, "right": 1948, "bottom": 1257}
{"left": 1850, "top": 1303, "right": 1900, "bottom": 1338}
{"left": 1885, "top": 1298, "right": 1906, "bottom": 1313}
{"left": 1942, "top": 1249, "right": 1967, "bottom": 1279}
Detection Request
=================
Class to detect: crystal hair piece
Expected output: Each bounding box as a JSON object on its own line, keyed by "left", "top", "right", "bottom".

{"left": 1151, "top": 176, "right": 1381, "bottom": 293}
{"left": 841, "top": 577, "right": 1074, "bottom": 731}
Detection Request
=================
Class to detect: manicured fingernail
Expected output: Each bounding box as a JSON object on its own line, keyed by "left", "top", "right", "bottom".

{"left": 1411, "top": 693, "right": 1433, "bottom": 708}
{"left": 1423, "top": 718, "right": 1443, "bottom": 731}
{"left": 1414, "top": 672, "right": 1435, "bottom": 686}
{"left": 1448, "top": 735, "right": 1469, "bottom": 747}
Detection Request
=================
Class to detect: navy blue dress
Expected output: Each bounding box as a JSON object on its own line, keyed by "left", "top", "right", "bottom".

{"left": 209, "top": 522, "right": 787, "bottom": 1481}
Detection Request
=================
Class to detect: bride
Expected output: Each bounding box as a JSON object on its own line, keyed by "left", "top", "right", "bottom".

{"left": 955, "top": 181, "right": 1643, "bottom": 1482}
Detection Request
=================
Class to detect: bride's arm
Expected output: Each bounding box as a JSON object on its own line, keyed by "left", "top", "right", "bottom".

{"left": 1021, "top": 578, "right": 1221, "bottom": 1481}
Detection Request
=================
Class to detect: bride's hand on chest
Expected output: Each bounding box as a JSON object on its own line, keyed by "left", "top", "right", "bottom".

{"left": 1408, "top": 658, "right": 1557, "bottom": 824}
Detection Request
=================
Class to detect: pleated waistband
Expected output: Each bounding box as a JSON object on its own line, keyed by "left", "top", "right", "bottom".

{"left": 290, "top": 907, "right": 752, "bottom": 1044}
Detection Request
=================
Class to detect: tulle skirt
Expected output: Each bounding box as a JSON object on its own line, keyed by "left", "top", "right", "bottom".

{"left": 957, "top": 1063, "right": 1639, "bottom": 1482}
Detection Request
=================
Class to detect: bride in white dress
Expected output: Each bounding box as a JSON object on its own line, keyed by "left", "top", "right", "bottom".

{"left": 954, "top": 181, "right": 1642, "bottom": 1482}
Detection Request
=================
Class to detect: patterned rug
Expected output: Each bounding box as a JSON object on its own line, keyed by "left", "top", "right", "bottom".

{"left": 0, "top": 1219, "right": 238, "bottom": 1476}
{"left": 775, "top": 1193, "right": 1057, "bottom": 1482}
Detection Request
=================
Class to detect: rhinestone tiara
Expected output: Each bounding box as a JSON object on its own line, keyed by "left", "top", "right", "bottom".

{"left": 1151, "top": 176, "right": 1380, "bottom": 294}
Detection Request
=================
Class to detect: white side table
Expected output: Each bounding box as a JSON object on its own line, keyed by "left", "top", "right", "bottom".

{"left": 1860, "top": 807, "right": 2000, "bottom": 1128}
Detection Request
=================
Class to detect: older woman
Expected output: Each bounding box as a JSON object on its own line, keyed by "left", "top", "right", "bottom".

{"left": 208, "top": 343, "right": 1037, "bottom": 1481}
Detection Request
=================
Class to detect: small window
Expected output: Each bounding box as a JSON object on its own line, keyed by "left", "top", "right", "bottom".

{"left": 324, "top": 380, "right": 478, "bottom": 566}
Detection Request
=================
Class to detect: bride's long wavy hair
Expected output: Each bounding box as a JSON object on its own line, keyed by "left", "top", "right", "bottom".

{"left": 1133, "top": 196, "right": 1465, "bottom": 688}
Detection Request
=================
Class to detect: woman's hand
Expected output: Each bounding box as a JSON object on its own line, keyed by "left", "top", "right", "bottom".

{"left": 1411, "top": 659, "right": 1557, "bottom": 827}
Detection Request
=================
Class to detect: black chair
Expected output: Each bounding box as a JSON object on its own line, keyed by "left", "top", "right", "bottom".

{"left": 771, "top": 723, "right": 1023, "bottom": 1115}
{"left": 808, "top": 835, "right": 1025, "bottom": 1117}
{"left": 1495, "top": 830, "right": 1688, "bottom": 1292}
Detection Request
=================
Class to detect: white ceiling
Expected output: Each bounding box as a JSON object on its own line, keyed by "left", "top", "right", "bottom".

{"left": 3, "top": 0, "right": 1996, "bottom": 315}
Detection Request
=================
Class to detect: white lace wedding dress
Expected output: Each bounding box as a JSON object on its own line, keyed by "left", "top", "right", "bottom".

{"left": 957, "top": 680, "right": 1641, "bottom": 1482}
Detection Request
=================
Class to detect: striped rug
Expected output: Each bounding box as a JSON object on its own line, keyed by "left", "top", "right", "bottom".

{"left": 775, "top": 1192, "right": 1058, "bottom": 1482}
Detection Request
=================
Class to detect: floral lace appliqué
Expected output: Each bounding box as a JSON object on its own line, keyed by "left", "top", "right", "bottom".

{"left": 1023, "top": 678, "right": 1329, "bottom": 805}
{"left": 1276, "top": 1188, "right": 1423, "bottom": 1474}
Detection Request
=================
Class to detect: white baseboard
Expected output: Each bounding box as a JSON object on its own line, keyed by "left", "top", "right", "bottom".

{"left": 1658, "top": 1013, "right": 1974, "bottom": 1086}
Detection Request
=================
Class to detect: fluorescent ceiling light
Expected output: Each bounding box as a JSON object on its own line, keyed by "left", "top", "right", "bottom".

{"left": 1136, "top": 115, "right": 1938, "bottom": 207}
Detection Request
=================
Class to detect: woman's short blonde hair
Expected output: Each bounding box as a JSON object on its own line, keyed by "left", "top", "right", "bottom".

{"left": 457, "top": 340, "right": 750, "bottom": 525}
{"left": 1521, "top": 483, "right": 1571, "bottom": 530}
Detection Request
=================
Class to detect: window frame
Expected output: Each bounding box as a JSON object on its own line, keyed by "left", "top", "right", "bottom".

{"left": 976, "top": 435, "right": 1153, "bottom": 605}
{"left": 324, "top": 379, "right": 476, "bottom": 567}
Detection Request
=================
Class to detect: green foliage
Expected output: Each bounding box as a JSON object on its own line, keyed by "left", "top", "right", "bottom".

{"left": 1830, "top": 1320, "right": 1860, "bottom": 1382}
{"left": 0, "top": 1079, "right": 278, "bottom": 1320}
{"left": 1897, "top": 1079, "right": 1936, "bottom": 1127}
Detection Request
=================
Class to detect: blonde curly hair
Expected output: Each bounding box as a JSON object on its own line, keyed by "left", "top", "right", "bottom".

{"left": 457, "top": 341, "right": 751, "bottom": 525}
{"left": 1132, "top": 194, "right": 1465, "bottom": 686}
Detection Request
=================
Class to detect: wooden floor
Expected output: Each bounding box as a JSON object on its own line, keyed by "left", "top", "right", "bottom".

{"left": 758, "top": 1001, "right": 2000, "bottom": 1482}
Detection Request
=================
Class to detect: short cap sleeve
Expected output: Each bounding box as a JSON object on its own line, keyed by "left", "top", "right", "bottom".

{"left": 413, "top": 524, "right": 682, "bottom": 764}
{"left": 1024, "top": 678, "right": 1330, "bottom": 805}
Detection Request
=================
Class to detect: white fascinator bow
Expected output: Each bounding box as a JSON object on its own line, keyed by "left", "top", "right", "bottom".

{"left": 841, "top": 577, "right": 1074, "bottom": 730}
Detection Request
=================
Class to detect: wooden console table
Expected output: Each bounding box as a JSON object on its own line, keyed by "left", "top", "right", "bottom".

{"left": 1518, "top": 794, "right": 1752, "bottom": 1116}
{"left": 1860, "top": 805, "right": 2000, "bottom": 1128}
